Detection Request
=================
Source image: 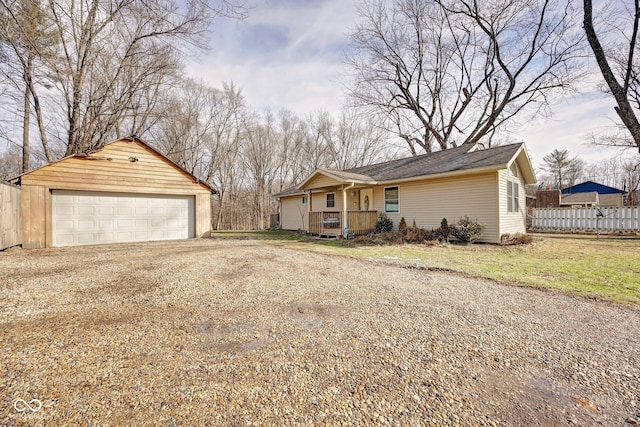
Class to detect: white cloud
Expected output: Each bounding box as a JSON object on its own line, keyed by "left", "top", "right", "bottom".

{"left": 189, "top": 0, "right": 354, "bottom": 114}
{"left": 188, "top": 0, "right": 637, "bottom": 173}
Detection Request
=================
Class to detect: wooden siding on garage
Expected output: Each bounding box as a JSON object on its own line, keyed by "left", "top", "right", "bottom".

{"left": 372, "top": 173, "right": 500, "bottom": 243}
{"left": 18, "top": 139, "right": 212, "bottom": 248}
{"left": 21, "top": 185, "right": 46, "bottom": 248}
{"left": 21, "top": 141, "right": 211, "bottom": 196}
{"left": 0, "top": 182, "right": 22, "bottom": 250}
{"left": 195, "top": 193, "right": 212, "bottom": 237}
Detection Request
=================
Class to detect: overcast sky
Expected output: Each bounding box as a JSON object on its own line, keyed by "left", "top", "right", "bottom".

{"left": 188, "top": 0, "right": 633, "bottom": 171}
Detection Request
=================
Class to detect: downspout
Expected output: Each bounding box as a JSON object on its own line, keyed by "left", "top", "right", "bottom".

{"left": 342, "top": 183, "right": 355, "bottom": 238}
{"left": 308, "top": 189, "right": 312, "bottom": 233}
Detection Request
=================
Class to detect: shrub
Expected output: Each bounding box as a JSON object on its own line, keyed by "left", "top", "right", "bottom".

{"left": 451, "top": 216, "right": 485, "bottom": 243}
{"left": 374, "top": 213, "right": 394, "bottom": 233}
{"left": 436, "top": 218, "right": 453, "bottom": 242}
{"left": 404, "top": 223, "right": 426, "bottom": 243}
{"left": 398, "top": 217, "right": 408, "bottom": 235}
{"left": 500, "top": 232, "right": 533, "bottom": 245}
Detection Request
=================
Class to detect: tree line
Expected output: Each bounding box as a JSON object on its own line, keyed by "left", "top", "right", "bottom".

{"left": 2, "top": 0, "right": 640, "bottom": 227}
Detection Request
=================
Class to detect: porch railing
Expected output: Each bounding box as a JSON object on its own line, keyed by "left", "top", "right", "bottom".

{"left": 309, "top": 211, "right": 377, "bottom": 236}
{"left": 347, "top": 210, "right": 378, "bottom": 235}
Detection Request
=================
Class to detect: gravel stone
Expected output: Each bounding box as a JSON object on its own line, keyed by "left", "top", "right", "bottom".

{"left": 0, "top": 238, "right": 639, "bottom": 426}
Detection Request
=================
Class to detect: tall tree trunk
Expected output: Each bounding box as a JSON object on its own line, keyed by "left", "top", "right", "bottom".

{"left": 31, "top": 87, "right": 53, "bottom": 162}
{"left": 584, "top": 0, "right": 640, "bottom": 151}
{"left": 22, "top": 80, "right": 30, "bottom": 173}
{"left": 21, "top": 55, "right": 33, "bottom": 172}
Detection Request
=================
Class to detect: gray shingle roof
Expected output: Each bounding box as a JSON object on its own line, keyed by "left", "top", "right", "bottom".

{"left": 344, "top": 143, "right": 523, "bottom": 181}
{"left": 274, "top": 143, "right": 526, "bottom": 197}
{"left": 273, "top": 187, "right": 306, "bottom": 198}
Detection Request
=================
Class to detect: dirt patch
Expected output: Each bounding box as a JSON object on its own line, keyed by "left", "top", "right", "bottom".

{"left": 1, "top": 238, "right": 638, "bottom": 426}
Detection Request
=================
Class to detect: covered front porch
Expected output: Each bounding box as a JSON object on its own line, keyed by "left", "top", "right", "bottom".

{"left": 309, "top": 210, "right": 378, "bottom": 237}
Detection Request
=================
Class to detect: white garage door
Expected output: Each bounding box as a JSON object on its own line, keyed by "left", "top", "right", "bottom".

{"left": 52, "top": 190, "right": 194, "bottom": 247}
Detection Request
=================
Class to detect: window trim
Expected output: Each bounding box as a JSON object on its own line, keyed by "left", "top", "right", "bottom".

{"left": 507, "top": 180, "right": 519, "bottom": 213}
{"left": 326, "top": 192, "right": 336, "bottom": 209}
{"left": 384, "top": 186, "right": 399, "bottom": 213}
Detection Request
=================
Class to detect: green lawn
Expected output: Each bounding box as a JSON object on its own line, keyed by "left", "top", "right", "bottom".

{"left": 211, "top": 231, "right": 640, "bottom": 305}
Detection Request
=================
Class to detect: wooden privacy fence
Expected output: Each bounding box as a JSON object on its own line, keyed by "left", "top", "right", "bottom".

{"left": 532, "top": 207, "right": 640, "bottom": 232}
{"left": 0, "top": 182, "right": 21, "bottom": 249}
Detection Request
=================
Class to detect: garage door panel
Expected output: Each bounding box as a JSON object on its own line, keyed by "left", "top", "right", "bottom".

{"left": 117, "top": 219, "right": 132, "bottom": 228}
{"left": 52, "top": 191, "right": 195, "bottom": 247}
{"left": 78, "top": 220, "right": 95, "bottom": 231}
{"left": 117, "top": 207, "right": 132, "bottom": 216}
{"left": 98, "top": 206, "right": 114, "bottom": 216}
{"left": 78, "top": 206, "right": 95, "bottom": 216}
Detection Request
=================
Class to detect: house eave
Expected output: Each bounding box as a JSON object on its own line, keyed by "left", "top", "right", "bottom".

{"left": 375, "top": 165, "right": 505, "bottom": 185}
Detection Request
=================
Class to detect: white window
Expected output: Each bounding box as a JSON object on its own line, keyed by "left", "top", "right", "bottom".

{"left": 507, "top": 181, "right": 519, "bottom": 213}
{"left": 326, "top": 193, "right": 335, "bottom": 208}
{"left": 384, "top": 186, "right": 399, "bottom": 213}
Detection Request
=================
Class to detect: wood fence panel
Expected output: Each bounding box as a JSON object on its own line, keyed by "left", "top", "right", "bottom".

{"left": 532, "top": 207, "right": 639, "bottom": 232}
{"left": 0, "top": 182, "right": 22, "bottom": 249}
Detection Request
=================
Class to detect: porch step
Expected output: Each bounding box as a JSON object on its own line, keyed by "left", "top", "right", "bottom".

{"left": 318, "top": 233, "right": 339, "bottom": 240}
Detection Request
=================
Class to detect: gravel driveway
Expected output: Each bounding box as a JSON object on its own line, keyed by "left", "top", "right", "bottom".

{"left": 1, "top": 238, "right": 639, "bottom": 426}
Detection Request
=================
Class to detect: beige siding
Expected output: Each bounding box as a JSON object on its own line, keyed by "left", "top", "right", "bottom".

{"left": 599, "top": 193, "right": 623, "bottom": 207}
{"left": 304, "top": 174, "right": 342, "bottom": 189}
{"left": 497, "top": 167, "right": 527, "bottom": 238}
{"left": 0, "top": 182, "right": 22, "bottom": 249}
{"left": 311, "top": 190, "right": 343, "bottom": 212}
{"left": 280, "top": 195, "right": 309, "bottom": 230}
{"left": 19, "top": 139, "right": 212, "bottom": 248}
{"left": 373, "top": 173, "right": 500, "bottom": 243}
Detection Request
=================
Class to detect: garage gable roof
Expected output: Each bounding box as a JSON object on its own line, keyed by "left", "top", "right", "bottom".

{"left": 10, "top": 137, "right": 215, "bottom": 194}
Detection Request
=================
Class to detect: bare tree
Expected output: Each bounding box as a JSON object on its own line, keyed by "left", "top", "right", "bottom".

{"left": 583, "top": 0, "right": 640, "bottom": 151}
{"left": 0, "top": 143, "right": 21, "bottom": 180}
{"left": 40, "top": 0, "right": 247, "bottom": 156}
{"left": 300, "top": 110, "right": 333, "bottom": 172}
{"left": 274, "top": 108, "right": 307, "bottom": 192}
{"left": 0, "top": 0, "right": 58, "bottom": 169}
{"left": 347, "top": 0, "right": 584, "bottom": 154}
{"left": 243, "top": 110, "right": 279, "bottom": 230}
{"left": 327, "top": 109, "right": 390, "bottom": 170}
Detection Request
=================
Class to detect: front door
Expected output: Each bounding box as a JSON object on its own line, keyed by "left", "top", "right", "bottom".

{"left": 360, "top": 189, "right": 373, "bottom": 211}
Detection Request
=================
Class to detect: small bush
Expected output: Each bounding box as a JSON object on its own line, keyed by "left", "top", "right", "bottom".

{"left": 375, "top": 213, "right": 394, "bottom": 233}
{"left": 398, "top": 217, "right": 408, "bottom": 235}
{"left": 404, "top": 223, "right": 427, "bottom": 243}
{"left": 500, "top": 232, "right": 533, "bottom": 245}
{"left": 435, "top": 218, "right": 453, "bottom": 242}
{"left": 451, "top": 216, "right": 485, "bottom": 243}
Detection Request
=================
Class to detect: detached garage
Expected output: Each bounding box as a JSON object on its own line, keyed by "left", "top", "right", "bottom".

{"left": 10, "top": 137, "right": 213, "bottom": 248}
